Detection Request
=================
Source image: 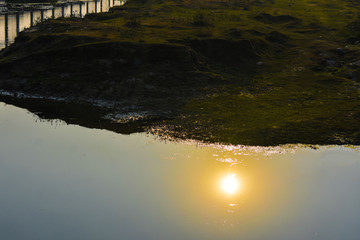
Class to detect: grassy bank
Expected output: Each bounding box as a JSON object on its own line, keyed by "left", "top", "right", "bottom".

{"left": 5, "top": 0, "right": 57, "bottom": 3}
{"left": 0, "top": 0, "right": 360, "bottom": 145}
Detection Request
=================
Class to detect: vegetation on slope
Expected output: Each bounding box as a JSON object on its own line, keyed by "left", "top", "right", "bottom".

{"left": 0, "top": 0, "right": 360, "bottom": 145}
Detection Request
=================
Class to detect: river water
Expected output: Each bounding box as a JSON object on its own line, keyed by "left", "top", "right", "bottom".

{"left": 0, "top": 0, "right": 124, "bottom": 49}
{"left": 1, "top": 102, "right": 360, "bottom": 240}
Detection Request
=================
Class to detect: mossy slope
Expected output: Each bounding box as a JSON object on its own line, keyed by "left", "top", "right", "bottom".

{"left": 1, "top": 0, "right": 360, "bottom": 145}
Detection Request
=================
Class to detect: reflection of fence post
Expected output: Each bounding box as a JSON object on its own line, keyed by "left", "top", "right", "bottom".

{"left": 108, "top": 0, "right": 110, "bottom": 8}
{"left": 62, "top": 5, "right": 65, "bottom": 18}
{"left": 16, "top": 13, "right": 20, "bottom": 35}
{"left": 86, "top": 2, "right": 89, "bottom": 15}
{"left": 5, "top": 14, "right": 8, "bottom": 47}
{"left": 70, "top": 3, "right": 73, "bottom": 17}
{"left": 79, "top": 3, "right": 82, "bottom": 18}
{"left": 30, "top": 11, "right": 33, "bottom": 26}
{"left": 52, "top": 8, "right": 55, "bottom": 19}
{"left": 95, "top": 0, "right": 97, "bottom": 13}
{"left": 40, "top": 9, "right": 44, "bottom": 21}
{"left": 100, "top": 0, "right": 103, "bottom": 12}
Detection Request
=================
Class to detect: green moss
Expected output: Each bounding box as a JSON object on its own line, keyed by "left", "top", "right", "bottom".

{"left": 172, "top": 73, "right": 360, "bottom": 145}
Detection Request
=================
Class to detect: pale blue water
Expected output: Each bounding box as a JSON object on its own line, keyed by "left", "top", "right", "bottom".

{"left": 0, "top": 102, "right": 360, "bottom": 240}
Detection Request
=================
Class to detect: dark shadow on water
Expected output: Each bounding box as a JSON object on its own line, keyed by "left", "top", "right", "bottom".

{"left": 0, "top": 95, "right": 157, "bottom": 134}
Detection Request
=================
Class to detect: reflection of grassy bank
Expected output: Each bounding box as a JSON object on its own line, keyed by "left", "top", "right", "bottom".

{"left": 0, "top": 0, "right": 360, "bottom": 145}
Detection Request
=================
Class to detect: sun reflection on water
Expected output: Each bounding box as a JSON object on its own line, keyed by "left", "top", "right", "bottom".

{"left": 221, "top": 174, "right": 241, "bottom": 195}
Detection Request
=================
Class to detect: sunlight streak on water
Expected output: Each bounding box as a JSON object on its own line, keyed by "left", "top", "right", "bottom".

{"left": 221, "top": 174, "right": 240, "bottom": 194}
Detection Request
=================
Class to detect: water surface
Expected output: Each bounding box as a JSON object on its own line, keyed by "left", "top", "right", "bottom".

{"left": 0, "top": 0, "right": 124, "bottom": 49}
{"left": 0, "top": 102, "right": 360, "bottom": 240}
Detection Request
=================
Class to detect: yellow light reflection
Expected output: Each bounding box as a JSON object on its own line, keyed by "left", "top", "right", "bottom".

{"left": 221, "top": 174, "right": 241, "bottom": 194}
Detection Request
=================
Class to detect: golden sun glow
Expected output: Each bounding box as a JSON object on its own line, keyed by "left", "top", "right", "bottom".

{"left": 221, "top": 174, "right": 241, "bottom": 194}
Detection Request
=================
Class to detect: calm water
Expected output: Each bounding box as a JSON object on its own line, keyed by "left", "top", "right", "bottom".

{"left": 1, "top": 102, "right": 360, "bottom": 240}
{"left": 0, "top": 0, "right": 124, "bottom": 50}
